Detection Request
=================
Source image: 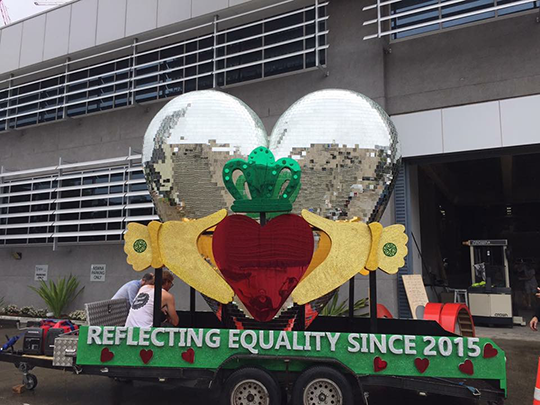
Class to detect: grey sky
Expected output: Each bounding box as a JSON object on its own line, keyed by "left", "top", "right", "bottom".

{"left": 1, "top": 0, "right": 67, "bottom": 26}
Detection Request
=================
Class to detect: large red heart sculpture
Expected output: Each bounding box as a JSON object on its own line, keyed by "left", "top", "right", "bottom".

{"left": 213, "top": 214, "right": 314, "bottom": 322}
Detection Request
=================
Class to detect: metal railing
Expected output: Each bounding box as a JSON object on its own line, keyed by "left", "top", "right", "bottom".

{"left": 0, "top": 150, "right": 157, "bottom": 247}
{"left": 362, "top": 0, "right": 539, "bottom": 40}
{"left": 0, "top": 0, "right": 328, "bottom": 132}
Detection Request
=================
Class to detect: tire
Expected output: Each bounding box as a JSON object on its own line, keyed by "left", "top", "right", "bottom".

{"left": 291, "top": 366, "right": 352, "bottom": 405}
{"left": 23, "top": 373, "right": 38, "bottom": 390}
{"left": 221, "top": 367, "right": 282, "bottom": 405}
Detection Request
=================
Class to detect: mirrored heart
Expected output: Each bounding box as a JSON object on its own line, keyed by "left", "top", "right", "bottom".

{"left": 142, "top": 89, "right": 401, "bottom": 223}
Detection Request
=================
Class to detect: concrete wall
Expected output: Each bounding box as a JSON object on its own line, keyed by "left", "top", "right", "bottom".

{"left": 0, "top": 244, "right": 202, "bottom": 314}
{"left": 392, "top": 93, "right": 540, "bottom": 158}
{"left": 0, "top": 0, "right": 263, "bottom": 75}
{"left": 385, "top": 12, "right": 540, "bottom": 115}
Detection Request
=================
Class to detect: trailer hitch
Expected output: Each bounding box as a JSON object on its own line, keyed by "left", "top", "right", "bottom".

{"left": 460, "top": 383, "right": 481, "bottom": 396}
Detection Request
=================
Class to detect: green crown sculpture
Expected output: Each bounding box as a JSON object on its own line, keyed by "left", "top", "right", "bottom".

{"left": 223, "top": 147, "right": 301, "bottom": 213}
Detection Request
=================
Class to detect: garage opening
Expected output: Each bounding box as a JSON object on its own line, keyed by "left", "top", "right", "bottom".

{"left": 413, "top": 147, "right": 540, "bottom": 322}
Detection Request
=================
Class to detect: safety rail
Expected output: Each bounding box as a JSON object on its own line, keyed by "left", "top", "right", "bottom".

{"left": 0, "top": 150, "right": 157, "bottom": 247}
{"left": 362, "top": 0, "right": 539, "bottom": 40}
{"left": 0, "top": 0, "right": 328, "bottom": 132}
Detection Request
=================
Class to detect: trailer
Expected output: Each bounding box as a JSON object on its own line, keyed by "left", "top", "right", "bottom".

{"left": 0, "top": 89, "right": 508, "bottom": 404}
{"left": 0, "top": 298, "right": 506, "bottom": 405}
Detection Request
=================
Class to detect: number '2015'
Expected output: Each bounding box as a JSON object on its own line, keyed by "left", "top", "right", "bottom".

{"left": 422, "top": 337, "right": 480, "bottom": 357}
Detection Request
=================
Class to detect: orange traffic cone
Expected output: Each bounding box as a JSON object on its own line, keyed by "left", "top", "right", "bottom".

{"left": 534, "top": 358, "right": 540, "bottom": 405}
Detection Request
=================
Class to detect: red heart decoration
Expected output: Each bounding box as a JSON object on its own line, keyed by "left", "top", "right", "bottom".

{"left": 414, "top": 358, "right": 429, "bottom": 374}
{"left": 212, "top": 214, "right": 314, "bottom": 322}
{"left": 483, "top": 343, "right": 498, "bottom": 359}
{"left": 181, "top": 348, "right": 195, "bottom": 364}
{"left": 100, "top": 348, "right": 114, "bottom": 363}
{"left": 373, "top": 356, "right": 388, "bottom": 372}
{"left": 458, "top": 359, "right": 474, "bottom": 375}
{"left": 140, "top": 349, "right": 153, "bottom": 364}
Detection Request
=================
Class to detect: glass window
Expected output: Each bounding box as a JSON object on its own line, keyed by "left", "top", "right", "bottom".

{"left": 391, "top": 0, "right": 539, "bottom": 39}
{"left": 0, "top": 4, "right": 328, "bottom": 133}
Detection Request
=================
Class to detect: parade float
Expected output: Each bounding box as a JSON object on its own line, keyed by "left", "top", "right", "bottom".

{"left": 0, "top": 89, "right": 506, "bottom": 405}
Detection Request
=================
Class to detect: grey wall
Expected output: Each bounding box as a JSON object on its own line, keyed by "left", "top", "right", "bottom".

{"left": 0, "top": 0, "right": 260, "bottom": 76}
{"left": 385, "top": 12, "right": 540, "bottom": 115}
{"left": 0, "top": 244, "right": 202, "bottom": 314}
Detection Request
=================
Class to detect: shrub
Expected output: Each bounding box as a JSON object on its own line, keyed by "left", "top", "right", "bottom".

{"left": 35, "top": 308, "right": 48, "bottom": 318}
{"left": 6, "top": 304, "right": 20, "bottom": 316}
{"left": 68, "top": 310, "right": 87, "bottom": 322}
{"left": 29, "top": 275, "right": 84, "bottom": 318}
{"left": 20, "top": 306, "right": 39, "bottom": 317}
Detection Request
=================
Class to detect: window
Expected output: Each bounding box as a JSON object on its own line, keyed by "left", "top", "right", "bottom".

{"left": 0, "top": 154, "right": 157, "bottom": 246}
{"left": 363, "top": 0, "right": 540, "bottom": 40}
{"left": 0, "top": 1, "right": 329, "bottom": 132}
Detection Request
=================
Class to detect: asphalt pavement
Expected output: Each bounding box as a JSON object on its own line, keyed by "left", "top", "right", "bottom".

{"left": 1, "top": 323, "right": 539, "bottom": 405}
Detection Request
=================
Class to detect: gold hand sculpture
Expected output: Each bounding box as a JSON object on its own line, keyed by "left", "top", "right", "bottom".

{"left": 124, "top": 209, "right": 234, "bottom": 304}
{"left": 291, "top": 210, "right": 408, "bottom": 305}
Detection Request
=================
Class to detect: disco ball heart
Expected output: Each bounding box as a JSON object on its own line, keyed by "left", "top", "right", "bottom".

{"left": 142, "top": 89, "right": 400, "bottom": 223}
{"left": 142, "top": 89, "right": 401, "bottom": 327}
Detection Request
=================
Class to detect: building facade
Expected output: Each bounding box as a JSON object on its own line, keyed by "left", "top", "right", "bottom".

{"left": 1, "top": 0, "right": 539, "bottom": 316}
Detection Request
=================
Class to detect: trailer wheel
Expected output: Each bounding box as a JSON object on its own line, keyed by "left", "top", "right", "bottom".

{"left": 221, "top": 367, "right": 281, "bottom": 405}
{"left": 23, "top": 373, "right": 38, "bottom": 390}
{"left": 292, "top": 366, "right": 352, "bottom": 405}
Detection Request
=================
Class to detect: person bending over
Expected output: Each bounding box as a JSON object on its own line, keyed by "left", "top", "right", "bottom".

{"left": 125, "top": 270, "right": 179, "bottom": 328}
{"left": 112, "top": 273, "right": 154, "bottom": 307}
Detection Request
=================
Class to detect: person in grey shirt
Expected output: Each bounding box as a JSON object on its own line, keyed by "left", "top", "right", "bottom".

{"left": 112, "top": 273, "right": 154, "bottom": 307}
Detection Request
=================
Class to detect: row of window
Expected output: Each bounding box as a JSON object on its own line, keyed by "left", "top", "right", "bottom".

{"left": 0, "top": 3, "right": 328, "bottom": 132}
{"left": 0, "top": 158, "right": 157, "bottom": 245}
{"left": 391, "top": 0, "right": 540, "bottom": 39}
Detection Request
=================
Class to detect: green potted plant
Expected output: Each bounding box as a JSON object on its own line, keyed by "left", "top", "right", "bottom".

{"left": 29, "top": 275, "right": 84, "bottom": 318}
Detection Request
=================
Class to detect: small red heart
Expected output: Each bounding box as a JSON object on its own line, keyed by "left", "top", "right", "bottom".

{"left": 414, "top": 358, "right": 429, "bottom": 374}
{"left": 140, "top": 349, "right": 153, "bottom": 364}
{"left": 373, "top": 356, "right": 387, "bottom": 372}
{"left": 483, "top": 343, "right": 498, "bottom": 359}
{"left": 181, "top": 348, "right": 195, "bottom": 364}
{"left": 458, "top": 359, "right": 474, "bottom": 375}
{"left": 100, "top": 348, "right": 114, "bottom": 363}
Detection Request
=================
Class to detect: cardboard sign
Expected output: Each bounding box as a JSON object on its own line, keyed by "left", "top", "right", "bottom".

{"left": 76, "top": 326, "right": 506, "bottom": 394}
{"left": 90, "top": 264, "right": 106, "bottom": 282}
{"left": 34, "top": 265, "right": 48, "bottom": 281}
{"left": 402, "top": 274, "right": 429, "bottom": 319}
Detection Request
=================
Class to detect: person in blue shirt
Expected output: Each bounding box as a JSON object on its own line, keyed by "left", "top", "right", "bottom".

{"left": 112, "top": 273, "right": 154, "bottom": 307}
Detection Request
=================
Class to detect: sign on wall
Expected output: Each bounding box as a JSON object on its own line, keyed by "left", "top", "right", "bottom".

{"left": 90, "top": 264, "right": 106, "bottom": 282}
{"left": 34, "top": 265, "right": 48, "bottom": 281}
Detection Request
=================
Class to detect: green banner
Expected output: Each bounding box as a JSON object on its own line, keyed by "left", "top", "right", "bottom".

{"left": 77, "top": 326, "right": 506, "bottom": 392}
